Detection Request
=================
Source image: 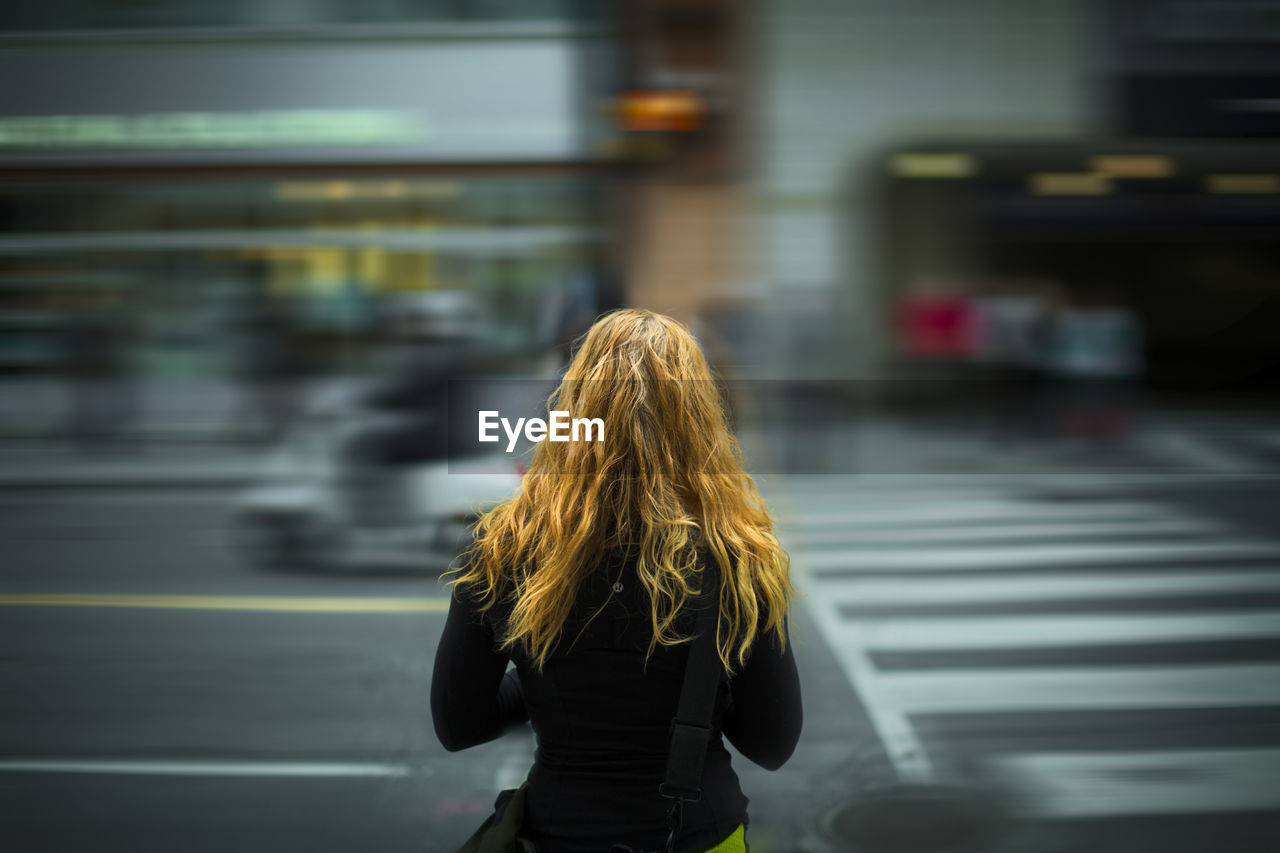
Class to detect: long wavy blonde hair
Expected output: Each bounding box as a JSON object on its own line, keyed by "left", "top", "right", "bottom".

{"left": 448, "top": 308, "right": 793, "bottom": 674}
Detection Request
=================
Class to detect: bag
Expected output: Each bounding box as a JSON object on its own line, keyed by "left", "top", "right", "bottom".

{"left": 612, "top": 824, "right": 747, "bottom": 853}
{"left": 454, "top": 782, "right": 537, "bottom": 853}
{"left": 456, "top": 784, "right": 744, "bottom": 853}
{"left": 456, "top": 586, "right": 725, "bottom": 853}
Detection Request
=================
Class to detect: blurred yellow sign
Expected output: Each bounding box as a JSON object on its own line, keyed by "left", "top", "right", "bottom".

{"left": 1205, "top": 174, "right": 1279, "bottom": 194}
{"left": 1030, "top": 173, "right": 1112, "bottom": 196}
{"left": 1089, "top": 155, "right": 1175, "bottom": 178}
{"left": 888, "top": 153, "right": 977, "bottom": 178}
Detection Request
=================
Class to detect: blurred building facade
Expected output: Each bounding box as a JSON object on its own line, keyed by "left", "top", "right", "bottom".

{"left": 3, "top": 0, "right": 1279, "bottom": 397}
{"left": 747, "top": 0, "right": 1101, "bottom": 382}
{"left": 0, "top": 1, "right": 619, "bottom": 389}
{"left": 608, "top": 0, "right": 744, "bottom": 326}
{"left": 747, "top": 0, "right": 1280, "bottom": 391}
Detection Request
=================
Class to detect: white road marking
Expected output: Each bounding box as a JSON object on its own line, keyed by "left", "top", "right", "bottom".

{"left": 779, "top": 472, "right": 1280, "bottom": 797}
{"left": 786, "top": 500, "right": 1191, "bottom": 529}
{"left": 796, "top": 517, "right": 1226, "bottom": 545}
{"left": 853, "top": 611, "right": 1280, "bottom": 651}
{"left": 776, "top": 472, "right": 1280, "bottom": 500}
{"left": 805, "top": 540, "right": 1280, "bottom": 572}
{"left": 821, "top": 570, "right": 1280, "bottom": 607}
{"left": 883, "top": 663, "right": 1280, "bottom": 713}
{"left": 1148, "top": 431, "right": 1257, "bottom": 474}
{"left": 988, "top": 748, "right": 1280, "bottom": 817}
{"left": 0, "top": 760, "right": 412, "bottom": 777}
{"left": 777, "top": 481, "right": 1022, "bottom": 500}
{"left": 798, "top": 567, "right": 935, "bottom": 781}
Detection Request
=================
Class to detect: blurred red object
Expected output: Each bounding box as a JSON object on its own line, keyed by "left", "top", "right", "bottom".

{"left": 898, "top": 294, "right": 979, "bottom": 358}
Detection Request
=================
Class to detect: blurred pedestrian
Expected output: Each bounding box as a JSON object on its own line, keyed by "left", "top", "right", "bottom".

{"left": 898, "top": 278, "right": 981, "bottom": 364}
{"left": 434, "top": 309, "right": 802, "bottom": 853}
{"left": 1043, "top": 286, "right": 1144, "bottom": 445}
{"left": 62, "top": 288, "right": 139, "bottom": 452}
{"left": 228, "top": 279, "right": 304, "bottom": 445}
{"left": 972, "top": 278, "right": 1056, "bottom": 442}
{"left": 538, "top": 264, "right": 603, "bottom": 371}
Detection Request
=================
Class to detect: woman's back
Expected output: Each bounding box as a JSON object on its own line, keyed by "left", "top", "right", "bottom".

{"left": 507, "top": 551, "right": 747, "bottom": 852}
{"left": 431, "top": 309, "right": 802, "bottom": 852}
{"left": 437, "top": 548, "right": 800, "bottom": 853}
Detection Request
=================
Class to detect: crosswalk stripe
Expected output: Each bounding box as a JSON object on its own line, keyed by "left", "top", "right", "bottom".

{"left": 779, "top": 472, "right": 1280, "bottom": 490}
{"left": 850, "top": 612, "right": 1280, "bottom": 651}
{"left": 782, "top": 472, "right": 1280, "bottom": 796}
{"left": 786, "top": 501, "right": 1191, "bottom": 528}
{"left": 882, "top": 663, "right": 1280, "bottom": 713}
{"left": 774, "top": 482, "right": 1023, "bottom": 499}
{"left": 987, "top": 748, "right": 1280, "bottom": 817}
{"left": 1148, "top": 430, "right": 1257, "bottom": 474}
{"left": 817, "top": 570, "right": 1280, "bottom": 607}
{"left": 804, "top": 540, "right": 1280, "bottom": 572}
{"left": 792, "top": 517, "right": 1225, "bottom": 546}
{"left": 802, "top": 587, "right": 935, "bottom": 779}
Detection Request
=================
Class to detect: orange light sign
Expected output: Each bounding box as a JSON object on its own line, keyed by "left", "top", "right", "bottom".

{"left": 616, "top": 91, "right": 704, "bottom": 132}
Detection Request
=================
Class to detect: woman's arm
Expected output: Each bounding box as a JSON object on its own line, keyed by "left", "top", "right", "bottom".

{"left": 430, "top": 585, "right": 529, "bottom": 752}
{"left": 721, "top": 619, "right": 802, "bottom": 771}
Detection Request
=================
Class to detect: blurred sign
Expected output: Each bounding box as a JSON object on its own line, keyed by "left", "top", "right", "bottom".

{"left": 615, "top": 91, "right": 704, "bottom": 132}
{"left": 1030, "top": 173, "right": 1113, "bottom": 196}
{"left": 1089, "top": 154, "right": 1175, "bottom": 178}
{"left": 1205, "top": 173, "right": 1280, "bottom": 194}
{"left": 0, "top": 111, "right": 425, "bottom": 150}
{"left": 888, "top": 152, "right": 977, "bottom": 178}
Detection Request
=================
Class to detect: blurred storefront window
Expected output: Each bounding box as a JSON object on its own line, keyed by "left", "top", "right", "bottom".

{"left": 0, "top": 173, "right": 596, "bottom": 380}
{"left": 880, "top": 141, "right": 1280, "bottom": 393}
{"left": 0, "top": 0, "right": 620, "bottom": 401}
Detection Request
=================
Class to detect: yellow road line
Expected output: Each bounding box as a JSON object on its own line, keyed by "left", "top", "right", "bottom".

{"left": 0, "top": 594, "right": 450, "bottom": 613}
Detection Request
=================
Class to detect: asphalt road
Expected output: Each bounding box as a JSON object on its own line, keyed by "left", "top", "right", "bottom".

{"left": 4, "top": 464, "right": 1280, "bottom": 852}
{"left": 0, "top": 484, "right": 882, "bottom": 853}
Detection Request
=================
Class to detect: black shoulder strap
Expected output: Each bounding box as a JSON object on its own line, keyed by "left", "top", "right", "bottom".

{"left": 659, "top": 577, "right": 723, "bottom": 805}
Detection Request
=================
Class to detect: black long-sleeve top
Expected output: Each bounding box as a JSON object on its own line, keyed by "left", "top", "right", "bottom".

{"left": 431, "top": 549, "right": 803, "bottom": 853}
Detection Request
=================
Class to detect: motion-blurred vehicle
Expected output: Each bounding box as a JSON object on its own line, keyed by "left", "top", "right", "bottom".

{"left": 228, "top": 380, "right": 524, "bottom": 573}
